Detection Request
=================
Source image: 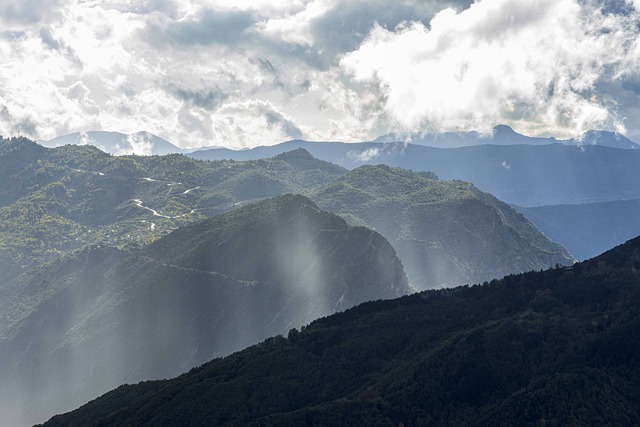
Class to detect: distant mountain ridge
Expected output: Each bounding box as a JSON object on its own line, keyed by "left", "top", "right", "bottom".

{"left": 40, "top": 131, "right": 187, "bottom": 156}
{"left": 42, "top": 236, "right": 640, "bottom": 426}
{"left": 0, "top": 195, "right": 409, "bottom": 426}
{"left": 516, "top": 198, "right": 640, "bottom": 261}
{"left": 43, "top": 126, "right": 640, "bottom": 155}
{"left": 190, "top": 140, "right": 640, "bottom": 207}
{"left": 375, "top": 125, "right": 639, "bottom": 149}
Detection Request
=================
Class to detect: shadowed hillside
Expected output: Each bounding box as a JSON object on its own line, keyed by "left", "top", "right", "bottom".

{"left": 0, "top": 195, "right": 409, "bottom": 426}
{"left": 43, "top": 236, "right": 640, "bottom": 426}
{"left": 310, "top": 165, "right": 573, "bottom": 290}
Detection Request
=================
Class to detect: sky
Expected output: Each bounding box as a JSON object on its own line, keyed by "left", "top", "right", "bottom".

{"left": 1, "top": 0, "right": 640, "bottom": 149}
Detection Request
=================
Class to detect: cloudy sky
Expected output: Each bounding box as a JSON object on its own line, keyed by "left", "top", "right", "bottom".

{"left": 1, "top": 0, "right": 640, "bottom": 149}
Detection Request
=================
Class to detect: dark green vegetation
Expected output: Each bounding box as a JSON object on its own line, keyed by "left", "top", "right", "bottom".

{"left": 0, "top": 194, "right": 409, "bottom": 425}
{"left": 0, "top": 137, "right": 346, "bottom": 284}
{"left": 311, "top": 165, "right": 573, "bottom": 289}
{"left": 44, "top": 237, "right": 640, "bottom": 426}
{"left": 191, "top": 139, "right": 640, "bottom": 206}
{"left": 516, "top": 199, "right": 640, "bottom": 261}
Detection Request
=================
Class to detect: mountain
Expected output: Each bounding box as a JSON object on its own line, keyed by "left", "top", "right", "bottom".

{"left": 190, "top": 141, "right": 640, "bottom": 206}
{"left": 0, "top": 194, "right": 409, "bottom": 426}
{"left": 376, "top": 126, "right": 640, "bottom": 150}
{"left": 516, "top": 198, "right": 640, "bottom": 261}
{"left": 0, "top": 137, "right": 346, "bottom": 284}
{"left": 375, "top": 125, "right": 559, "bottom": 148}
{"left": 43, "top": 236, "right": 640, "bottom": 426}
{"left": 310, "top": 165, "right": 573, "bottom": 290}
{"left": 566, "top": 130, "right": 640, "bottom": 149}
{"left": 40, "top": 131, "right": 186, "bottom": 155}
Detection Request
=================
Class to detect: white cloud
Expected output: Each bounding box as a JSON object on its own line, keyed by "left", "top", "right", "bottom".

{"left": 211, "top": 100, "right": 308, "bottom": 147}
{"left": 340, "top": 0, "right": 640, "bottom": 137}
{"left": 348, "top": 147, "right": 380, "bottom": 162}
{"left": 255, "top": 0, "right": 332, "bottom": 46}
{"left": 124, "top": 132, "right": 154, "bottom": 155}
{"left": 2, "top": 0, "right": 640, "bottom": 148}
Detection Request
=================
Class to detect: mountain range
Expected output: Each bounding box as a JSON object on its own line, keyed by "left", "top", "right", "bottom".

{"left": 376, "top": 125, "right": 640, "bottom": 149}
{"left": 516, "top": 198, "right": 640, "bottom": 261}
{"left": 41, "top": 236, "right": 640, "bottom": 426}
{"left": 191, "top": 140, "right": 640, "bottom": 207}
{"left": 40, "top": 131, "right": 187, "bottom": 156}
{"left": 0, "top": 195, "right": 409, "bottom": 426}
{"left": 0, "top": 137, "right": 570, "bottom": 292}
{"left": 40, "top": 128, "right": 640, "bottom": 207}
{"left": 44, "top": 126, "right": 640, "bottom": 156}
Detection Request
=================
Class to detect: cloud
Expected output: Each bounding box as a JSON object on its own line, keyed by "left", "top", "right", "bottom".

{"left": 309, "top": 0, "right": 472, "bottom": 61}
{"left": 0, "top": 0, "right": 70, "bottom": 26}
{"left": 143, "top": 9, "right": 257, "bottom": 46}
{"left": 348, "top": 147, "right": 380, "bottom": 162}
{"left": 340, "top": 0, "right": 640, "bottom": 137}
{"left": 78, "top": 131, "right": 94, "bottom": 146}
{"left": 98, "top": 0, "right": 179, "bottom": 16}
{"left": 264, "top": 108, "right": 304, "bottom": 139}
{"left": 212, "top": 100, "right": 307, "bottom": 147}
{"left": 169, "top": 85, "right": 228, "bottom": 110}
{"left": 124, "top": 133, "right": 154, "bottom": 155}
{"left": 2, "top": 0, "right": 640, "bottom": 149}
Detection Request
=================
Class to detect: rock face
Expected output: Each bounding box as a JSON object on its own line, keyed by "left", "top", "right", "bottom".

{"left": 42, "top": 236, "right": 640, "bottom": 427}
{"left": 310, "top": 165, "right": 574, "bottom": 290}
{"left": 0, "top": 194, "right": 409, "bottom": 426}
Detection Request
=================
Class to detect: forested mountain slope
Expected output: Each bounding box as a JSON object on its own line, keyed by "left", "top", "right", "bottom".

{"left": 44, "top": 236, "right": 640, "bottom": 426}
{"left": 0, "top": 137, "right": 346, "bottom": 284}
{"left": 310, "top": 165, "right": 573, "bottom": 289}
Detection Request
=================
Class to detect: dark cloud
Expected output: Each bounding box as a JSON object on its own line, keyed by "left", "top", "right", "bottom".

{"left": 0, "top": 104, "right": 37, "bottom": 137}
{"left": 307, "top": 0, "right": 473, "bottom": 67}
{"left": 0, "top": 0, "right": 67, "bottom": 25}
{"left": 300, "top": 79, "right": 311, "bottom": 92}
{"left": 169, "top": 85, "right": 228, "bottom": 110}
{"left": 596, "top": 78, "right": 640, "bottom": 140}
{"left": 16, "top": 117, "right": 37, "bottom": 136}
{"left": 264, "top": 109, "right": 303, "bottom": 139}
{"left": 100, "top": 0, "right": 178, "bottom": 17}
{"left": 144, "top": 9, "right": 256, "bottom": 46}
{"left": 257, "top": 58, "right": 285, "bottom": 89}
{"left": 591, "top": 0, "right": 635, "bottom": 15}
{"left": 39, "top": 28, "right": 62, "bottom": 50}
{"left": 0, "top": 31, "right": 27, "bottom": 41}
{"left": 622, "top": 76, "right": 640, "bottom": 96}
{"left": 0, "top": 105, "right": 11, "bottom": 121}
{"left": 39, "top": 27, "right": 81, "bottom": 65}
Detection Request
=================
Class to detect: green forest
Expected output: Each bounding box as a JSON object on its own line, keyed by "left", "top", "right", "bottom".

{"left": 43, "top": 237, "right": 640, "bottom": 426}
